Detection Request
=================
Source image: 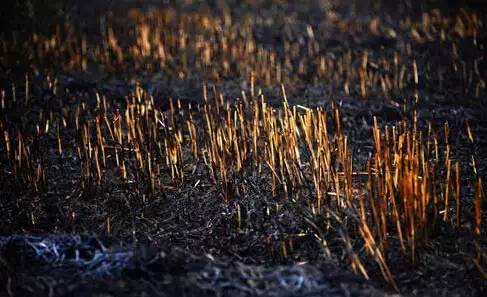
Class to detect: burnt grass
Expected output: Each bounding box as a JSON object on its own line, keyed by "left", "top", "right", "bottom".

{"left": 1, "top": 1, "right": 487, "bottom": 296}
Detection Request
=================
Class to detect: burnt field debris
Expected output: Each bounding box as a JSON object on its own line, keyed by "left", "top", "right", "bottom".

{"left": 0, "top": 0, "right": 487, "bottom": 296}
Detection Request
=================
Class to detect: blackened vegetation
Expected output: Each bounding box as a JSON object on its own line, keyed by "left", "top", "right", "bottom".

{"left": 0, "top": 235, "right": 393, "bottom": 297}
{"left": 0, "top": 1, "right": 487, "bottom": 296}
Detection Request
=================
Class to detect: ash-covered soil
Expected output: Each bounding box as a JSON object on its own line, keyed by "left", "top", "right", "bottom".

{"left": 0, "top": 235, "right": 397, "bottom": 297}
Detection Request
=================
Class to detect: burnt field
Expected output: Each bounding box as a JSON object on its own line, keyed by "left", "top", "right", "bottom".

{"left": 1, "top": 1, "right": 487, "bottom": 296}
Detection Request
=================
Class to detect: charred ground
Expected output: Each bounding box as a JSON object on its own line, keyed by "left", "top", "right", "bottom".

{"left": 1, "top": 1, "right": 487, "bottom": 296}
